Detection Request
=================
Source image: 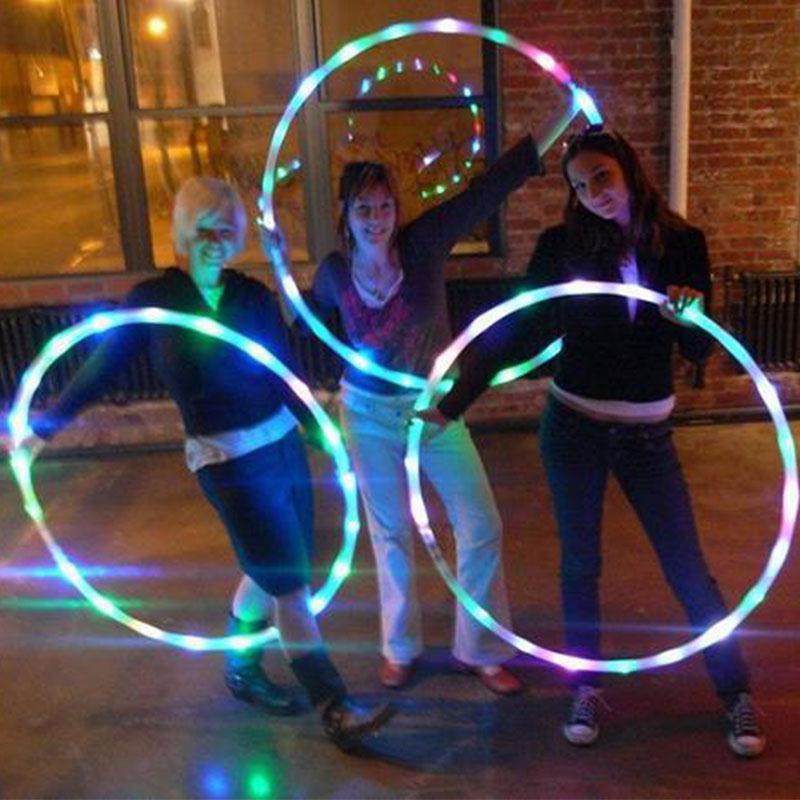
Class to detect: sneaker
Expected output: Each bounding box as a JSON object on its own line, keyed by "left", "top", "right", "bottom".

{"left": 726, "top": 693, "right": 766, "bottom": 758}
{"left": 563, "top": 685, "right": 605, "bottom": 746}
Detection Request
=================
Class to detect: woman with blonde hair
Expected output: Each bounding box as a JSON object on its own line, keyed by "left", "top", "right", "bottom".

{"left": 17, "top": 176, "right": 394, "bottom": 751}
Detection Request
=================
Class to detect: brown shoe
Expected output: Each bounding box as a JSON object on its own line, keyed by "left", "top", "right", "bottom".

{"left": 380, "top": 659, "right": 415, "bottom": 689}
{"left": 470, "top": 664, "right": 523, "bottom": 695}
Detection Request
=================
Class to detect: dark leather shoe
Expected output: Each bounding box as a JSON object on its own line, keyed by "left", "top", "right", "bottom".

{"left": 380, "top": 659, "right": 415, "bottom": 689}
{"left": 470, "top": 664, "right": 524, "bottom": 696}
{"left": 322, "top": 698, "right": 396, "bottom": 751}
{"left": 225, "top": 665, "right": 301, "bottom": 715}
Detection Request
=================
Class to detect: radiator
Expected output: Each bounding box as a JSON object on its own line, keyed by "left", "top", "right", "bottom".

{"left": 739, "top": 271, "right": 800, "bottom": 370}
{"left": 0, "top": 278, "right": 548, "bottom": 411}
{"left": 0, "top": 303, "right": 169, "bottom": 409}
{"left": 0, "top": 300, "right": 344, "bottom": 409}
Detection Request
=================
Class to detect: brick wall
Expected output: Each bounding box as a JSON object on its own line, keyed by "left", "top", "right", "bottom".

{"left": 496, "top": 0, "right": 800, "bottom": 414}
{"left": 499, "top": 0, "right": 799, "bottom": 276}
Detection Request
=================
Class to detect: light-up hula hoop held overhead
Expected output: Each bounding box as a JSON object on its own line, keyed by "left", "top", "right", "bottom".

{"left": 404, "top": 281, "right": 798, "bottom": 674}
{"left": 7, "top": 309, "right": 361, "bottom": 653}
{"left": 259, "top": 18, "right": 602, "bottom": 391}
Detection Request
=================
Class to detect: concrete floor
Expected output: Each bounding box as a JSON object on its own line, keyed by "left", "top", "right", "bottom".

{"left": 1, "top": 420, "right": 798, "bottom": 799}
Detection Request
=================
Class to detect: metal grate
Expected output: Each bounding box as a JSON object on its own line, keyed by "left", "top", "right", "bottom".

{"left": 0, "top": 298, "right": 345, "bottom": 409}
{"left": 0, "top": 278, "right": 550, "bottom": 411}
{"left": 737, "top": 271, "right": 800, "bottom": 370}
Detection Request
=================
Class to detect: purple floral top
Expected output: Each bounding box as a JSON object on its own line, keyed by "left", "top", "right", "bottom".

{"left": 313, "top": 135, "right": 542, "bottom": 394}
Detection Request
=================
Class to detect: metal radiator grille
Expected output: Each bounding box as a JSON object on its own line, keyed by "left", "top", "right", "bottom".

{"left": 738, "top": 271, "right": 800, "bottom": 370}
{"left": 0, "top": 278, "right": 552, "bottom": 410}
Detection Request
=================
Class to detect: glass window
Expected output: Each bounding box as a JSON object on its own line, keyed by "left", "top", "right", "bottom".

{"left": 0, "top": 1, "right": 498, "bottom": 280}
{"left": 0, "top": 0, "right": 106, "bottom": 116}
{"left": 140, "top": 115, "right": 307, "bottom": 267}
{"left": 0, "top": 123, "right": 121, "bottom": 278}
{"left": 128, "top": 0, "right": 297, "bottom": 109}
{"left": 328, "top": 108, "right": 489, "bottom": 254}
{"left": 318, "top": 0, "right": 483, "bottom": 100}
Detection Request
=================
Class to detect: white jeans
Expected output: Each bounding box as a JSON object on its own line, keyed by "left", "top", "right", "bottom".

{"left": 340, "top": 383, "right": 515, "bottom": 666}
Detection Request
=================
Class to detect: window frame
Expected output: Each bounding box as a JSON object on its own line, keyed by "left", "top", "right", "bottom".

{"left": 0, "top": 0, "right": 501, "bottom": 279}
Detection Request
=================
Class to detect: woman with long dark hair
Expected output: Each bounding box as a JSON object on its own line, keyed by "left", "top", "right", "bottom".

{"left": 424, "top": 127, "right": 766, "bottom": 757}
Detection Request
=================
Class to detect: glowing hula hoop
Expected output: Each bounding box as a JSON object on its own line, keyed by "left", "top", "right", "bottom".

{"left": 259, "top": 18, "right": 600, "bottom": 391}
{"left": 7, "top": 308, "right": 361, "bottom": 652}
{"left": 405, "top": 281, "right": 798, "bottom": 673}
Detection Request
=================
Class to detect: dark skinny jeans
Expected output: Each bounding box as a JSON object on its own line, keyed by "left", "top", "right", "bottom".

{"left": 539, "top": 396, "right": 750, "bottom": 701}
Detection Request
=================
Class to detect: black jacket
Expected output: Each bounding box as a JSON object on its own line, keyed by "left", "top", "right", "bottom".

{"left": 35, "top": 268, "right": 315, "bottom": 439}
{"left": 439, "top": 222, "right": 713, "bottom": 419}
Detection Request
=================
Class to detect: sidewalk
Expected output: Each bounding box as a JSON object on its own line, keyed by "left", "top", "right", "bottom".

{"left": 1, "top": 420, "right": 797, "bottom": 799}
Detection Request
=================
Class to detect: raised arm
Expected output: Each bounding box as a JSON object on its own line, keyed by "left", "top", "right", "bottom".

{"left": 405, "top": 134, "right": 543, "bottom": 261}
{"left": 404, "top": 109, "right": 573, "bottom": 261}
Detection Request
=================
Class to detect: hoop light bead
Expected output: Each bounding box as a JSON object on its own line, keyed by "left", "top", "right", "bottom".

{"left": 405, "top": 281, "right": 798, "bottom": 673}
{"left": 7, "top": 308, "right": 361, "bottom": 652}
{"left": 259, "top": 17, "right": 601, "bottom": 391}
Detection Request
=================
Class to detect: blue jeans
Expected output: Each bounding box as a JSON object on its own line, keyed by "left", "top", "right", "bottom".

{"left": 539, "top": 397, "right": 750, "bottom": 700}
{"left": 197, "top": 429, "right": 314, "bottom": 597}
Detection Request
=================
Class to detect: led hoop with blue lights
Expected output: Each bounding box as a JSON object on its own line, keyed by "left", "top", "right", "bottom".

{"left": 405, "top": 281, "right": 798, "bottom": 674}
{"left": 259, "top": 17, "right": 601, "bottom": 391}
{"left": 7, "top": 308, "right": 361, "bottom": 653}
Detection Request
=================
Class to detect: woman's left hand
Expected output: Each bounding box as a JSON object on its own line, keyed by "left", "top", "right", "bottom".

{"left": 409, "top": 408, "right": 451, "bottom": 442}
{"left": 660, "top": 285, "right": 704, "bottom": 327}
{"left": 413, "top": 408, "right": 450, "bottom": 428}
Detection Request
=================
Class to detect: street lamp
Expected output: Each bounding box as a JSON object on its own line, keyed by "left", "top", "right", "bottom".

{"left": 145, "top": 14, "right": 169, "bottom": 40}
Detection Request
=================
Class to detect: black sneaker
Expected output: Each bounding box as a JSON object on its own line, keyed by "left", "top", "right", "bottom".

{"left": 321, "top": 698, "right": 396, "bottom": 751}
{"left": 225, "top": 664, "right": 300, "bottom": 716}
{"left": 563, "top": 685, "right": 605, "bottom": 746}
{"left": 726, "top": 693, "right": 766, "bottom": 758}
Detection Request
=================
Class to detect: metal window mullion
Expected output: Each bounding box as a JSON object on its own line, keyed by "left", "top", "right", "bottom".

{"left": 136, "top": 104, "right": 290, "bottom": 120}
{"left": 318, "top": 95, "right": 489, "bottom": 113}
{"left": 291, "top": 0, "right": 336, "bottom": 264}
{"left": 0, "top": 113, "right": 109, "bottom": 128}
{"left": 481, "top": 0, "right": 503, "bottom": 256}
{"left": 98, "top": 1, "right": 153, "bottom": 273}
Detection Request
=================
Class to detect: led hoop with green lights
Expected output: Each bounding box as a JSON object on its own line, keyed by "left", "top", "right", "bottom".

{"left": 345, "top": 57, "right": 484, "bottom": 201}
{"left": 405, "top": 281, "right": 798, "bottom": 674}
{"left": 259, "top": 17, "right": 601, "bottom": 391}
{"left": 7, "top": 308, "right": 361, "bottom": 653}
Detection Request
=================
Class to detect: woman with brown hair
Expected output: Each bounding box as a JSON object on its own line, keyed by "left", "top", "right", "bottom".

{"left": 425, "top": 127, "right": 766, "bottom": 757}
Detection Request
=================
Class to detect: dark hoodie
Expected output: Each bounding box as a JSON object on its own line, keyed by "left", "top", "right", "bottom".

{"left": 34, "top": 268, "right": 314, "bottom": 439}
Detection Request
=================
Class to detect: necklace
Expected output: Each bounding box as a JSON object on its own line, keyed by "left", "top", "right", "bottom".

{"left": 199, "top": 284, "right": 224, "bottom": 311}
{"left": 352, "top": 268, "right": 401, "bottom": 300}
{"left": 351, "top": 253, "right": 404, "bottom": 307}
